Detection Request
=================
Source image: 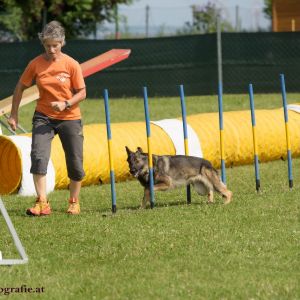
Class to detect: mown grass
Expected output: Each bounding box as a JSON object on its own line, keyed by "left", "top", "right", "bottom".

{"left": 0, "top": 94, "right": 299, "bottom": 299}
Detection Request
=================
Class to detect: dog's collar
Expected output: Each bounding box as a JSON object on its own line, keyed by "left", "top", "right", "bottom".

{"left": 136, "top": 168, "right": 149, "bottom": 178}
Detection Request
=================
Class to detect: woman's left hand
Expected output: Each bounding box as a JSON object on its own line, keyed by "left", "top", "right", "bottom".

{"left": 51, "top": 101, "right": 66, "bottom": 112}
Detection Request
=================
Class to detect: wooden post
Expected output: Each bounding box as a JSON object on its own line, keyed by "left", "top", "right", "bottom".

{"left": 272, "top": 0, "right": 277, "bottom": 32}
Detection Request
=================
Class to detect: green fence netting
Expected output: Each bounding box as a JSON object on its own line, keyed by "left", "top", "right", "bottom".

{"left": 0, "top": 32, "right": 299, "bottom": 99}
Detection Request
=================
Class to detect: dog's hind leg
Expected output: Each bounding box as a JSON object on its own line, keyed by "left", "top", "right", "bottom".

{"left": 193, "top": 180, "right": 214, "bottom": 204}
{"left": 207, "top": 190, "right": 214, "bottom": 204}
{"left": 202, "top": 168, "right": 233, "bottom": 205}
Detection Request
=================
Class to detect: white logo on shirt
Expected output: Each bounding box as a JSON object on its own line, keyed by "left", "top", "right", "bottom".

{"left": 56, "top": 73, "right": 70, "bottom": 82}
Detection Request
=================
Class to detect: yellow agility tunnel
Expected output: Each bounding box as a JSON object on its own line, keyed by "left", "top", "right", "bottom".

{"left": 0, "top": 105, "right": 300, "bottom": 195}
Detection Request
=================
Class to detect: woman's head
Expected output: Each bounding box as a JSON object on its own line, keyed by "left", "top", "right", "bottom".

{"left": 39, "top": 21, "right": 65, "bottom": 60}
{"left": 38, "top": 21, "right": 65, "bottom": 45}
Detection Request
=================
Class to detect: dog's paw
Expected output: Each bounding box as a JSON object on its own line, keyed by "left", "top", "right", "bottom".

{"left": 224, "top": 191, "right": 233, "bottom": 205}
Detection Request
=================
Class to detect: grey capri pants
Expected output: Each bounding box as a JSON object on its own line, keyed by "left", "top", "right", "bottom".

{"left": 30, "top": 111, "right": 85, "bottom": 181}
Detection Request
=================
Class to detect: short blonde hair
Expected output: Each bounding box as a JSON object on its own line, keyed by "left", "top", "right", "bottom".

{"left": 38, "top": 21, "right": 65, "bottom": 45}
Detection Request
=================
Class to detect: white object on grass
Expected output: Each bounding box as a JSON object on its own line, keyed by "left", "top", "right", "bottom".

{"left": 0, "top": 197, "right": 28, "bottom": 265}
{"left": 9, "top": 136, "right": 55, "bottom": 196}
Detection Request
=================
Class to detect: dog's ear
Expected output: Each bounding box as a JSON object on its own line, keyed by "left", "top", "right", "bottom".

{"left": 137, "top": 147, "right": 143, "bottom": 153}
{"left": 125, "top": 146, "right": 133, "bottom": 157}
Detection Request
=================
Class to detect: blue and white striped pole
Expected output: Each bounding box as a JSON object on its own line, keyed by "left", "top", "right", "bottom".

{"left": 179, "top": 84, "right": 191, "bottom": 204}
{"left": 218, "top": 82, "right": 226, "bottom": 184}
{"left": 103, "top": 89, "right": 117, "bottom": 213}
{"left": 143, "top": 87, "right": 155, "bottom": 208}
{"left": 280, "top": 74, "right": 293, "bottom": 189}
{"left": 248, "top": 83, "right": 261, "bottom": 192}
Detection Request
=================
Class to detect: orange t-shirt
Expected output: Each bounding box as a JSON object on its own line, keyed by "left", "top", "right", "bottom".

{"left": 20, "top": 53, "right": 85, "bottom": 120}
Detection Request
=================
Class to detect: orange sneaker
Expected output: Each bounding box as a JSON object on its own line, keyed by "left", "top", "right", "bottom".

{"left": 26, "top": 197, "right": 51, "bottom": 216}
{"left": 67, "top": 198, "right": 80, "bottom": 215}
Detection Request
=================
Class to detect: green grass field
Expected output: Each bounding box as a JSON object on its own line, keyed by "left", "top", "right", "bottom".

{"left": 0, "top": 94, "right": 299, "bottom": 299}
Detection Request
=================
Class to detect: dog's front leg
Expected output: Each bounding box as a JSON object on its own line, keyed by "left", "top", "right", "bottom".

{"left": 154, "top": 182, "right": 171, "bottom": 191}
{"left": 141, "top": 188, "right": 150, "bottom": 208}
{"left": 154, "top": 175, "right": 171, "bottom": 191}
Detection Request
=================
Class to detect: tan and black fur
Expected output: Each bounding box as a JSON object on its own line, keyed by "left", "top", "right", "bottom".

{"left": 125, "top": 146, "right": 232, "bottom": 208}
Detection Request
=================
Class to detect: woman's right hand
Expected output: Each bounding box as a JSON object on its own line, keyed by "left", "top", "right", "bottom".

{"left": 7, "top": 115, "right": 18, "bottom": 131}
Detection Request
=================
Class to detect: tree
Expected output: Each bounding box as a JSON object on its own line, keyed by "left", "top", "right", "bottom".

{"left": 263, "top": 0, "right": 272, "bottom": 20}
{"left": 0, "top": 0, "right": 134, "bottom": 41}
{"left": 178, "top": 2, "right": 233, "bottom": 35}
{"left": 0, "top": 0, "right": 23, "bottom": 41}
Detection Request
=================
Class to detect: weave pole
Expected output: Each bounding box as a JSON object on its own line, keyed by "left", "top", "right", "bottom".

{"left": 248, "top": 84, "right": 261, "bottom": 192}
{"left": 142, "top": 87, "right": 155, "bottom": 208}
{"left": 0, "top": 197, "right": 28, "bottom": 265}
{"left": 217, "top": 82, "right": 226, "bottom": 184}
{"left": 179, "top": 85, "right": 191, "bottom": 204}
{"left": 280, "top": 74, "right": 293, "bottom": 189}
{"left": 103, "top": 89, "right": 117, "bottom": 213}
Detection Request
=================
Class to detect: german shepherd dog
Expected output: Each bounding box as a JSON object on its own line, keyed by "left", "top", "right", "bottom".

{"left": 125, "top": 146, "right": 232, "bottom": 208}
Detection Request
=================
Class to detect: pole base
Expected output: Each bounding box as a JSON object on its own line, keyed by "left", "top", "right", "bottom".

{"left": 187, "top": 185, "right": 191, "bottom": 204}
{"left": 256, "top": 179, "right": 260, "bottom": 192}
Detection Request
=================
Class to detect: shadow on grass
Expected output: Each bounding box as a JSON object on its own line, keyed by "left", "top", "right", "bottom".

{"left": 3, "top": 197, "right": 223, "bottom": 218}
{"left": 92, "top": 198, "right": 220, "bottom": 217}
{"left": 0, "top": 208, "right": 29, "bottom": 218}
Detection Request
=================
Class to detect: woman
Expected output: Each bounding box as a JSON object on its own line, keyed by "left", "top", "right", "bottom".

{"left": 8, "top": 21, "right": 86, "bottom": 216}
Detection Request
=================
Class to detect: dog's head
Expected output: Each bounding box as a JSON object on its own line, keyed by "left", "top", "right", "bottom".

{"left": 125, "top": 146, "right": 148, "bottom": 178}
